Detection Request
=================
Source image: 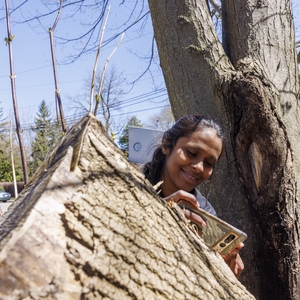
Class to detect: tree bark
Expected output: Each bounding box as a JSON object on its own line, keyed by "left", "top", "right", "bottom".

{"left": 148, "top": 0, "right": 300, "bottom": 299}
{"left": 0, "top": 115, "right": 254, "bottom": 299}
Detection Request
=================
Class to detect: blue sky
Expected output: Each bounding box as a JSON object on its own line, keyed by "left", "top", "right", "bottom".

{"left": 0, "top": 1, "right": 168, "bottom": 138}
{"left": 0, "top": 0, "right": 299, "bottom": 140}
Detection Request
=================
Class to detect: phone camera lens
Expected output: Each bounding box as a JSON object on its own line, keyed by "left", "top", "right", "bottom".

{"left": 224, "top": 234, "right": 236, "bottom": 244}
{"left": 219, "top": 243, "right": 226, "bottom": 248}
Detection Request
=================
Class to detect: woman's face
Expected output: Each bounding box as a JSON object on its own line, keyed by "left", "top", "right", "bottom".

{"left": 161, "top": 128, "right": 223, "bottom": 197}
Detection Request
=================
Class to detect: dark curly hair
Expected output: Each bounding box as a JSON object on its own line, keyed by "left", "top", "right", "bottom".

{"left": 141, "top": 114, "right": 225, "bottom": 185}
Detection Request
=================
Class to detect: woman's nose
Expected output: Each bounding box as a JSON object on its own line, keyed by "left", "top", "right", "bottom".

{"left": 191, "top": 161, "right": 204, "bottom": 172}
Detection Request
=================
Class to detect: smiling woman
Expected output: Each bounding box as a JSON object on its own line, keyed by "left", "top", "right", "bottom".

{"left": 141, "top": 114, "right": 244, "bottom": 278}
{"left": 141, "top": 114, "right": 224, "bottom": 206}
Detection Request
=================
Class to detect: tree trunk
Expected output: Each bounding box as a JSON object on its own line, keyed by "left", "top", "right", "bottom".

{"left": 0, "top": 115, "right": 254, "bottom": 299}
{"left": 5, "top": 0, "right": 29, "bottom": 185}
{"left": 148, "top": 0, "right": 300, "bottom": 299}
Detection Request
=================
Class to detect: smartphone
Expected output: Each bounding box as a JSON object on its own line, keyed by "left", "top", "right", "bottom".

{"left": 177, "top": 200, "right": 247, "bottom": 256}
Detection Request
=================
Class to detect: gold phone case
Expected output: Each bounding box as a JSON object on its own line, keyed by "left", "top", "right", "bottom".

{"left": 177, "top": 200, "right": 247, "bottom": 256}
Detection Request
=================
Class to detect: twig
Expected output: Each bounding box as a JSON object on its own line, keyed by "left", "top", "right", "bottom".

{"left": 94, "top": 32, "right": 125, "bottom": 116}
{"left": 89, "top": 5, "right": 111, "bottom": 114}
{"left": 49, "top": 0, "right": 67, "bottom": 133}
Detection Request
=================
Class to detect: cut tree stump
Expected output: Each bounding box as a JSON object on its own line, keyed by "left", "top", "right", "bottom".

{"left": 0, "top": 114, "right": 255, "bottom": 299}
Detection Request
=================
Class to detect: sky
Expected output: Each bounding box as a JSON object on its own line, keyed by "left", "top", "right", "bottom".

{"left": 0, "top": 1, "right": 168, "bottom": 141}
{"left": 0, "top": 0, "right": 299, "bottom": 143}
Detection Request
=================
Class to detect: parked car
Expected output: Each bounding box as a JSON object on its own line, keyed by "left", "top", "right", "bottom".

{"left": 0, "top": 191, "right": 11, "bottom": 202}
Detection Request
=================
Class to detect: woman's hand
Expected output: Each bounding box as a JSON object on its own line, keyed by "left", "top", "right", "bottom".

{"left": 163, "top": 190, "right": 244, "bottom": 277}
{"left": 163, "top": 190, "right": 199, "bottom": 208}
{"left": 222, "top": 243, "right": 245, "bottom": 278}
{"left": 163, "top": 190, "right": 206, "bottom": 232}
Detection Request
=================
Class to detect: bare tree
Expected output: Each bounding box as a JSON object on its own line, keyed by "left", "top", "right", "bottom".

{"left": 145, "top": 106, "right": 174, "bottom": 131}
{"left": 70, "top": 65, "right": 126, "bottom": 133}
{"left": 48, "top": 0, "right": 67, "bottom": 133}
{"left": 97, "top": 65, "right": 125, "bottom": 130}
{"left": 4, "top": 0, "right": 28, "bottom": 184}
{"left": 93, "top": 32, "right": 125, "bottom": 117}
{"left": 148, "top": 0, "right": 300, "bottom": 299}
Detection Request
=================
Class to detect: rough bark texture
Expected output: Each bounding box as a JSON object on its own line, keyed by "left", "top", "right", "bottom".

{"left": 229, "top": 74, "right": 300, "bottom": 300}
{"left": 222, "top": 0, "right": 300, "bottom": 187}
{"left": 148, "top": 0, "right": 300, "bottom": 299}
{"left": 223, "top": 1, "right": 300, "bottom": 298}
{"left": 0, "top": 115, "right": 254, "bottom": 299}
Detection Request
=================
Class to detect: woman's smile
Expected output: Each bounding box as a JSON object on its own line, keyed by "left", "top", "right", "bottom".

{"left": 181, "top": 169, "right": 199, "bottom": 181}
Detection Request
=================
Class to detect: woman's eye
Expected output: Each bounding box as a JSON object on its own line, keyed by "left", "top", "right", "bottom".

{"left": 205, "top": 161, "right": 214, "bottom": 168}
{"left": 187, "top": 150, "right": 196, "bottom": 156}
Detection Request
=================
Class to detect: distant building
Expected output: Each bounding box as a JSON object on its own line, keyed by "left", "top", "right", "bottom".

{"left": 128, "top": 127, "right": 164, "bottom": 164}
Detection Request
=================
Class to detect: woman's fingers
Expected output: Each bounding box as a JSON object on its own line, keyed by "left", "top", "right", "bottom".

{"left": 163, "top": 190, "right": 199, "bottom": 208}
{"left": 224, "top": 253, "right": 244, "bottom": 278}
{"left": 163, "top": 190, "right": 204, "bottom": 230}
{"left": 222, "top": 243, "right": 245, "bottom": 278}
{"left": 163, "top": 190, "right": 205, "bottom": 234}
{"left": 222, "top": 243, "right": 244, "bottom": 260}
{"left": 184, "top": 209, "right": 206, "bottom": 228}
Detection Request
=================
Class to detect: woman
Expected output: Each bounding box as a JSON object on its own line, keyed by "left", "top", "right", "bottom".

{"left": 141, "top": 114, "right": 244, "bottom": 278}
